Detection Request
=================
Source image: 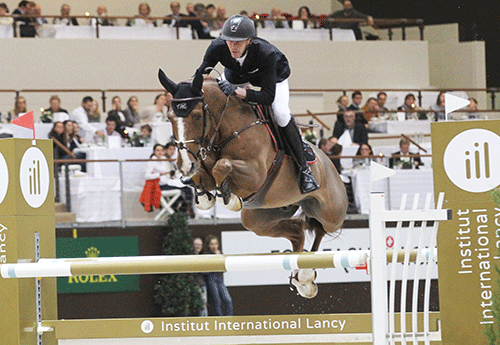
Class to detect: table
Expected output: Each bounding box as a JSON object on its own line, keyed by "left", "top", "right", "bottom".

{"left": 59, "top": 174, "right": 121, "bottom": 222}
{"left": 257, "top": 27, "right": 355, "bottom": 41}
{"left": 37, "top": 24, "right": 193, "bottom": 40}
{"left": 348, "top": 168, "right": 434, "bottom": 214}
{"left": 0, "top": 25, "right": 14, "bottom": 38}
{"left": 369, "top": 120, "right": 431, "bottom": 135}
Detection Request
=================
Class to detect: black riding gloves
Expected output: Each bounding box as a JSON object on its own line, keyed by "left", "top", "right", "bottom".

{"left": 217, "top": 79, "right": 237, "bottom": 96}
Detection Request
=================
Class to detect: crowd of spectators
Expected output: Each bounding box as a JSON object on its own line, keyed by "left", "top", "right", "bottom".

{"left": 0, "top": 1, "right": 376, "bottom": 39}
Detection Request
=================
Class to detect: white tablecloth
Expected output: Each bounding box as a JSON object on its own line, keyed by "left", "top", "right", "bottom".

{"left": 0, "top": 25, "right": 14, "bottom": 38}
{"left": 257, "top": 28, "right": 355, "bottom": 41}
{"left": 39, "top": 24, "right": 193, "bottom": 40}
{"left": 348, "top": 168, "right": 434, "bottom": 214}
{"left": 369, "top": 120, "right": 432, "bottom": 135}
{"left": 59, "top": 174, "right": 121, "bottom": 222}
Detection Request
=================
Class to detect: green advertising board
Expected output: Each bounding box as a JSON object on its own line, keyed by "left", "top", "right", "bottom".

{"left": 56, "top": 236, "right": 140, "bottom": 294}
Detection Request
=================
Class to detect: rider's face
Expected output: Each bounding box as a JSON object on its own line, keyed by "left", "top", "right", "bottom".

{"left": 226, "top": 39, "right": 251, "bottom": 59}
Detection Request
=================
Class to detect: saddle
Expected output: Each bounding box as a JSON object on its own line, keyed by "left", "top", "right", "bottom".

{"left": 243, "top": 105, "right": 316, "bottom": 208}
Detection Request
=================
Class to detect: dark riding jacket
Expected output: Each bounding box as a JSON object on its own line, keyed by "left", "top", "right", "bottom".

{"left": 196, "top": 37, "right": 291, "bottom": 105}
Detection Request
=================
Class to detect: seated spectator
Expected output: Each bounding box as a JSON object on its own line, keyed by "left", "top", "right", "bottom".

{"left": 209, "top": 6, "right": 226, "bottom": 31}
{"left": 352, "top": 142, "right": 374, "bottom": 168}
{"left": 127, "top": 2, "right": 156, "bottom": 27}
{"left": 103, "top": 116, "right": 122, "bottom": 142}
{"left": 140, "top": 93, "right": 169, "bottom": 123}
{"left": 70, "top": 96, "right": 104, "bottom": 142}
{"left": 130, "top": 124, "right": 153, "bottom": 147}
{"left": 88, "top": 100, "right": 101, "bottom": 123}
{"left": 336, "top": 94, "right": 349, "bottom": 124}
{"left": 47, "top": 121, "right": 66, "bottom": 159}
{"left": 163, "top": 1, "right": 188, "bottom": 27}
{"left": 61, "top": 120, "right": 86, "bottom": 171}
{"left": 327, "top": 0, "right": 374, "bottom": 40}
{"left": 71, "top": 121, "right": 84, "bottom": 145}
{"left": 389, "top": 138, "right": 423, "bottom": 169}
{"left": 361, "top": 97, "right": 379, "bottom": 122}
{"left": 123, "top": 96, "right": 141, "bottom": 127}
{"left": 467, "top": 97, "right": 479, "bottom": 119}
{"left": 13, "top": 1, "right": 36, "bottom": 37}
{"left": 187, "top": 3, "right": 212, "bottom": 39}
{"left": 53, "top": 4, "right": 78, "bottom": 25}
{"left": 90, "top": 5, "right": 116, "bottom": 26}
{"left": 397, "top": 93, "right": 421, "bottom": 120}
{"left": 7, "top": 96, "right": 27, "bottom": 123}
{"left": 0, "top": 3, "right": 13, "bottom": 26}
{"left": 264, "top": 6, "right": 290, "bottom": 29}
{"left": 348, "top": 91, "right": 368, "bottom": 126}
{"left": 40, "top": 95, "right": 69, "bottom": 123}
{"left": 33, "top": 3, "right": 47, "bottom": 26}
{"left": 297, "top": 6, "right": 317, "bottom": 29}
{"left": 107, "top": 96, "right": 128, "bottom": 139}
{"left": 332, "top": 110, "right": 368, "bottom": 147}
{"left": 429, "top": 91, "right": 445, "bottom": 121}
{"left": 377, "top": 91, "right": 389, "bottom": 118}
{"left": 318, "top": 137, "right": 333, "bottom": 156}
{"left": 204, "top": 3, "right": 215, "bottom": 23}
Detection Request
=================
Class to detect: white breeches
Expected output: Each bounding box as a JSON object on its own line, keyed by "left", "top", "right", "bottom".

{"left": 272, "top": 79, "right": 292, "bottom": 127}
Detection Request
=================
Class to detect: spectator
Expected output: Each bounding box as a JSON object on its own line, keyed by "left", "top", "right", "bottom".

{"left": 47, "top": 121, "right": 66, "bottom": 159}
{"left": 193, "top": 237, "right": 208, "bottom": 316}
{"left": 336, "top": 94, "right": 349, "bottom": 124}
{"left": 389, "top": 138, "right": 423, "bottom": 169}
{"left": 348, "top": 91, "right": 368, "bottom": 126}
{"left": 103, "top": 116, "right": 123, "bottom": 146}
{"left": 71, "top": 121, "right": 84, "bottom": 145}
{"left": 187, "top": 3, "right": 212, "bottom": 39}
{"left": 430, "top": 91, "right": 445, "bottom": 121}
{"left": 297, "top": 6, "right": 317, "bottom": 29}
{"left": 70, "top": 96, "right": 104, "bottom": 142}
{"left": 14, "top": 0, "right": 36, "bottom": 37}
{"left": 204, "top": 3, "right": 216, "bottom": 23}
{"left": 318, "top": 137, "right": 333, "bottom": 155}
{"left": 87, "top": 100, "right": 101, "bottom": 123}
{"left": 140, "top": 93, "right": 169, "bottom": 123}
{"left": 331, "top": 110, "right": 369, "bottom": 147}
{"left": 264, "top": 6, "right": 290, "bottom": 29}
{"left": 123, "top": 96, "right": 140, "bottom": 127}
{"left": 204, "top": 234, "right": 234, "bottom": 316}
{"left": 397, "top": 93, "right": 420, "bottom": 120}
{"left": 40, "top": 95, "right": 69, "bottom": 123}
{"left": 209, "top": 6, "right": 226, "bottom": 31}
{"left": 53, "top": 4, "right": 78, "bottom": 25}
{"left": 90, "top": 5, "right": 116, "bottom": 26}
{"left": 0, "top": 3, "right": 13, "bottom": 26}
{"left": 467, "top": 97, "right": 479, "bottom": 119}
{"left": 7, "top": 96, "right": 27, "bottom": 123}
{"left": 61, "top": 119, "right": 86, "bottom": 171}
{"left": 163, "top": 1, "right": 188, "bottom": 27}
{"left": 361, "top": 97, "right": 379, "bottom": 122}
{"left": 328, "top": 0, "right": 374, "bottom": 40}
{"left": 127, "top": 2, "right": 156, "bottom": 27}
{"left": 130, "top": 124, "right": 153, "bottom": 147}
{"left": 352, "top": 142, "right": 373, "bottom": 168}
{"left": 33, "top": 3, "right": 47, "bottom": 26}
{"left": 107, "top": 96, "right": 128, "bottom": 139}
{"left": 377, "top": 91, "right": 389, "bottom": 118}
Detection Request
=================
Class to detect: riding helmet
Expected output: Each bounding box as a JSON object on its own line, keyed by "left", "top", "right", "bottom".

{"left": 220, "top": 15, "right": 255, "bottom": 41}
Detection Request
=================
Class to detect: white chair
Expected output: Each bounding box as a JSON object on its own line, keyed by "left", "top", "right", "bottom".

{"left": 154, "top": 189, "right": 182, "bottom": 220}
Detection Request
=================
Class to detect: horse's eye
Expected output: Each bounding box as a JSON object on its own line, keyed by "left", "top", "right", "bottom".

{"left": 192, "top": 112, "right": 202, "bottom": 122}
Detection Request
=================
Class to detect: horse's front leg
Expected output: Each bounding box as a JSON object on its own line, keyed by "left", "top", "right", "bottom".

{"left": 185, "top": 170, "right": 216, "bottom": 210}
{"left": 212, "top": 158, "right": 242, "bottom": 211}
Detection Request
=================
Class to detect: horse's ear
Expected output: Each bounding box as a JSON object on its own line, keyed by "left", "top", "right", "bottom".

{"left": 158, "top": 69, "right": 179, "bottom": 94}
{"left": 191, "top": 70, "right": 203, "bottom": 95}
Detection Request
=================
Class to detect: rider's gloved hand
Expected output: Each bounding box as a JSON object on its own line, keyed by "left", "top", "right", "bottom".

{"left": 217, "top": 79, "right": 237, "bottom": 96}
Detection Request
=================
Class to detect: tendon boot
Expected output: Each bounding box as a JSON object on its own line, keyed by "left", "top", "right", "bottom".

{"left": 281, "top": 119, "right": 319, "bottom": 194}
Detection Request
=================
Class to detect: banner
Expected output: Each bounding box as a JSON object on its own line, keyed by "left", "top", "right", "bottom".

{"left": 431, "top": 120, "right": 500, "bottom": 345}
{"left": 56, "top": 236, "right": 140, "bottom": 294}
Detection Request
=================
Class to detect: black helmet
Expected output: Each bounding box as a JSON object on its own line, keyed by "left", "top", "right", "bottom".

{"left": 220, "top": 15, "right": 255, "bottom": 41}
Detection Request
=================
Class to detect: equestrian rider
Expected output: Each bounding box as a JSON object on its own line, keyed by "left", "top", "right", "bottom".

{"left": 196, "top": 14, "right": 319, "bottom": 194}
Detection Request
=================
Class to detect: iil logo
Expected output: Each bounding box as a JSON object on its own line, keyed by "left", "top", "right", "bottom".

{"left": 19, "top": 147, "right": 49, "bottom": 208}
{"left": 0, "top": 153, "right": 8, "bottom": 205}
{"left": 141, "top": 320, "right": 154, "bottom": 334}
{"left": 443, "top": 129, "right": 500, "bottom": 193}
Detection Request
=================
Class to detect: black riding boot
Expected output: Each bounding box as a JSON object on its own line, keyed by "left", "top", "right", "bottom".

{"left": 281, "top": 119, "right": 320, "bottom": 194}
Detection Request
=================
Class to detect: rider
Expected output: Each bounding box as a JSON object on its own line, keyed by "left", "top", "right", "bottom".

{"left": 195, "top": 14, "right": 319, "bottom": 194}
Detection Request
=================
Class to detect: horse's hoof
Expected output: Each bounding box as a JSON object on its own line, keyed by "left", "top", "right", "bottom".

{"left": 291, "top": 278, "right": 318, "bottom": 299}
{"left": 297, "top": 269, "right": 316, "bottom": 284}
{"left": 219, "top": 194, "right": 242, "bottom": 211}
{"left": 196, "top": 192, "right": 215, "bottom": 210}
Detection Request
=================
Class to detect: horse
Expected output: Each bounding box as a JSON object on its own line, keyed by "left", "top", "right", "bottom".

{"left": 158, "top": 69, "right": 348, "bottom": 298}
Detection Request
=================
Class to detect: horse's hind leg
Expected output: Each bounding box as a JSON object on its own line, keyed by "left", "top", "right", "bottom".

{"left": 307, "top": 217, "right": 327, "bottom": 252}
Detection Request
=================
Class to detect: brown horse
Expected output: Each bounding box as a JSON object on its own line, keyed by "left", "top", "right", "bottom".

{"left": 159, "top": 69, "right": 347, "bottom": 298}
